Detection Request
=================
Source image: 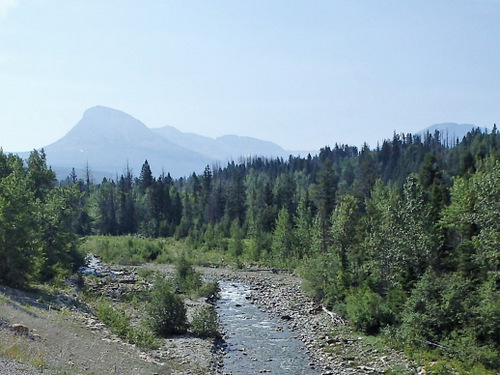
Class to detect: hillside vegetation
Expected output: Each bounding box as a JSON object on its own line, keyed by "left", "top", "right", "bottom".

{"left": 1, "top": 127, "right": 500, "bottom": 373}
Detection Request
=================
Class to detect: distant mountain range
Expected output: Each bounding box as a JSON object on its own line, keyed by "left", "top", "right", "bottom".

{"left": 417, "top": 123, "right": 489, "bottom": 144}
{"left": 15, "top": 106, "right": 487, "bottom": 180}
{"left": 19, "top": 106, "right": 292, "bottom": 180}
{"left": 150, "top": 126, "right": 288, "bottom": 162}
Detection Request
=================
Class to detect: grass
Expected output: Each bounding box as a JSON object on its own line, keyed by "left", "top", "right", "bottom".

{"left": 78, "top": 235, "right": 260, "bottom": 270}
{"left": 94, "top": 298, "right": 159, "bottom": 349}
{"left": 0, "top": 282, "right": 182, "bottom": 375}
{"left": 0, "top": 335, "right": 47, "bottom": 370}
{"left": 79, "top": 235, "right": 186, "bottom": 265}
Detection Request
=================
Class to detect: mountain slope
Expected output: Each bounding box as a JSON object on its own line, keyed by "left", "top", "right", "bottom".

{"left": 417, "top": 122, "right": 489, "bottom": 143}
{"left": 151, "top": 125, "right": 290, "bottom": 160}
{"left": 42, "top": 106, "right": 213, "bottom": 178}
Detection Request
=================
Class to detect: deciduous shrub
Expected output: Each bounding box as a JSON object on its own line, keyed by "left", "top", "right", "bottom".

{"left": 190, "top": 305, "right": 220, "bottom": 338}
{"left": 174, "top": 256, "right": 202, "bottom": 293}
{"left": 96, "top": 299, "right": 158, "bottom": 349}
{"left": 148, "top": 279, "right": 187, "bottom": 336}
{"left": 345, "top": 287, "right": 387, "bottom": 334}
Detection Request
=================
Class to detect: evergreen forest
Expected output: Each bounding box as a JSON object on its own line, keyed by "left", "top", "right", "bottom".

{"left": 1, "top": 127, "right": 500, "bottom": 372}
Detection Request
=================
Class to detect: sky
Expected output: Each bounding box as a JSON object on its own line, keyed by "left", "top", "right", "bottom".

{"left": 1, "top": 1, "right": 499, "bottom": 153}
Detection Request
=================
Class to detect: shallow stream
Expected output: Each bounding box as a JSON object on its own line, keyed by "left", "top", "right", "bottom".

{"left": 216, "top": 280, "right": 321, "bottom": 375}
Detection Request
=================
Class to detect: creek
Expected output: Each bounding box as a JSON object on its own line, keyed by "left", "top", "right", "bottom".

{"left": 216, "top": 280, "right": 321, "bottom": 375}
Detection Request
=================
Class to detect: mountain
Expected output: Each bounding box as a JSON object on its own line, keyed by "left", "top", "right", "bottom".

{"left": 151, "top": 125, "right": 290, "bottom": 161}
{"left": 417, "top": 123, "right": 489, "bottom": 144}
{"left": 21, "top": 106, "right": 293, "bottom": 180}
{"left": 37, "top": 106, "right": 215, "bottom": 179}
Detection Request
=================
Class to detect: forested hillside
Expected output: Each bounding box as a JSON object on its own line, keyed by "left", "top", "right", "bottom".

{"left": 2, "top": 127, "right": 499, "bottom": 372}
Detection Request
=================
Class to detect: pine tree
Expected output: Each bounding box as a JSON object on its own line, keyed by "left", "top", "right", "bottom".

{"left": 139, "top": 159, "right": 154, "bottom": 193}
{"left": 312, "top": 159, "right": 337, "bottom": 253}
{"left": 0, "top": 155, "right": 39, "bottom": 286}
{"left": 26, "top": 149, "right": 56, "bottom": 201}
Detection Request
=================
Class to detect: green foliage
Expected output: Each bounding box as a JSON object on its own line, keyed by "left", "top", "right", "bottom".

{"left": 80, "top": 235, "right": 170, "bottom": 265}
{"left": 299, "top": 253, "right": 346, "bottom": 306}
{"left": 0, "top": 160, "right": 39, "bottom": 287}
{"left": 345, "top": 287, "right": 388, "bottom": 334}
{"left": 37, "top": 186, "right": 86, "bottom": 281}
{"left": 271, "top": 207, "right": 295, "bottom": 264}
{"left": 4, "top": 129, "right": 500, "bottom": 371}
{"left": 229, "top": 218, "right": 244, "bottom": 258}
{"left": 190, "top": 305, "right": 220, "bottom": 338}
{"left": 294, "top": 194, "right": 313, "bottom": 259}
{"left": 26, "top": 149, "right": 56, "bottom": 201}
{"left": 174, "top": 256, "right": 202, "bottom": 294}
{"left": 0, "top": 150, "right": 82, "bottom": 287}
{"left": 96, "top": 299, "right": 130, "bottom": 338}
{"left": 136, "top": 267, "right": 158, "bottom": 282}
{"left": 400, "top": 271, "right": 471, "bottom": 345}
{"left": 197, "top": 280, "right": 219, "bottom": 299}
{"left": 148, "top": 278, "right": 187, "bottom": 336}
{"left": 96, "top": 299, "right": 159, "bottom": 349}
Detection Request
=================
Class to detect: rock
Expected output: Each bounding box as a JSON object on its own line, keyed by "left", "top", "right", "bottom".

{"left": 12, "top": 323, "right": 29, "bottom": 336}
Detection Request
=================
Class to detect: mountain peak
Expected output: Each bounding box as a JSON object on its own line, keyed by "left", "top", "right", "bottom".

{"left": 66, "top": 106, "right": 150, "bottom": 141}
{"left": 81, "top": 105, "right": 140, "bottom": 124}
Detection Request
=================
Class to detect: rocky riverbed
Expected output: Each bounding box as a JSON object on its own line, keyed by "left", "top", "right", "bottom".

{"left": 1, "top": 262, "right": 419, "bottom": 374}
{"left": 199, "top": 266, "right": 419, "bottom": 375}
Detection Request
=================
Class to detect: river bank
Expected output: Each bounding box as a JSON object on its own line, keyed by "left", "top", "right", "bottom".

{"left": 1, "top": 263, "right": 418, "bottom": 374}
{"left": 199, "top": 266, "right": 418, "bottom": 375}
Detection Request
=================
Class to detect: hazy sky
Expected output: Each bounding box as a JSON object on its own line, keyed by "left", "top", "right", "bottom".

{"left": 1, "top": 1, "right": 499, "bottom": 152}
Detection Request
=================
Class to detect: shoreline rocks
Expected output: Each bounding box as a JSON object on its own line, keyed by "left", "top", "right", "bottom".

{"left": 200, "top": 266, "right": 417, "bottom": 375}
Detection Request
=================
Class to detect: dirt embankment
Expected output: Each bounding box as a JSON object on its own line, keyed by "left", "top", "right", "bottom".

{"left": 0, "top": 270, "right": 212, "bottom": 375}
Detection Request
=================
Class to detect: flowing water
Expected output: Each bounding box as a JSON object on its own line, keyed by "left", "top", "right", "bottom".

{"left": 216, "top": 280, "right": 321, "bottom": 375}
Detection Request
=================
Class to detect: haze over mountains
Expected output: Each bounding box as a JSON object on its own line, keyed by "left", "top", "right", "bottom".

{"left": 22, "top": 106, "right": 292, "bottom": 180}
{"left": 15, "top": 106, "right": 485, "bottom": 181}
{"left": 418, "top": 123, "right": 488, "bottom": 144}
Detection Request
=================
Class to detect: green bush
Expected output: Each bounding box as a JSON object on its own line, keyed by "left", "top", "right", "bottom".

{"left": 96, "top": 300, "right": 130, "bottom": 338}
{"left": 136, "top": 267, "right": 158, "bottom": 282}
{"left": 148, "top": 279, "right": 187, "bottom": 336}
{"left": 400, "top": 271, "right": 472, "bottom": 346}
{"left": 174, "top": 256, "right": 202, "bottom": 293}
{"left": 345, "top": 287, "right": 387, "bottom": 334}
{"left": 95, "top": 299, "right": 158, "bottom": 349}
{"left": 80, "top": 236, "right": 166, "bottom": 266}
{"left": 197, "top": 280, "right": 220, "bottom": 299}
{"left": 190, "top": 305, "right": 220, "bottom": 338}
{"left": 126, "top": 325, "right": 159, "bottom": 349}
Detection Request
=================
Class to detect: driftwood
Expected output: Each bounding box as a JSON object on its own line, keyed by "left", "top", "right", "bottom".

{"left": 321, "top": 305, "right": 346, "bottom": 325}
{"left": 416, "top": 338, "right": 449, "bottom": 350}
